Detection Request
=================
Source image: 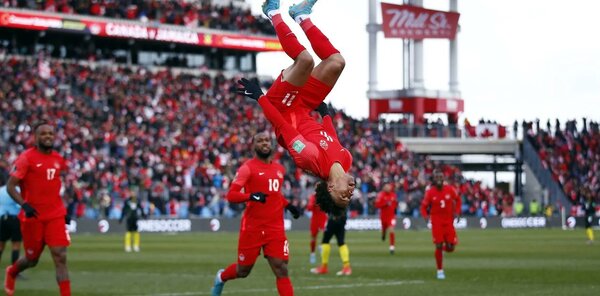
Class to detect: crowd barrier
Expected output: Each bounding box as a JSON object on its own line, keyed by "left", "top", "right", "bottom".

{"left": 66, "top": 216, "right": 599, "bottom": 234}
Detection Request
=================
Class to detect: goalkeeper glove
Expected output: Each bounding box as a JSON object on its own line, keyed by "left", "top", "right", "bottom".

{"left": 237, "top": 78, "right": 264, "bottom": 101}
{"left": 249, "top": 192, "right": 267, "bottom": 203}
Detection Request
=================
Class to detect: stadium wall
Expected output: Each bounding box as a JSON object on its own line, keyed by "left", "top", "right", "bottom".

{"left": 67, "top": 216, "right": 598, "bottom": 234}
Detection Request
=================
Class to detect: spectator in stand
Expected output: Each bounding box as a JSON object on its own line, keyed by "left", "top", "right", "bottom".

{"left": 6, "top": 0, "right": 275, "bottom": 36}
{"left": 0, "top": 56, "right": 515, "bottom": 220}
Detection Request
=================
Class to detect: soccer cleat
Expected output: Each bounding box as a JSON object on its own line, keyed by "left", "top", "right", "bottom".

{"left": 133, "top": 246, "right": 140, "bottom": 252}
{"left": 310, "top": 265, "right": 328, "bottom": 274}
{"left": 4, "top": 266, "right": 15, "bottom": 296}
{"left": 211, "top": 269, "right": 225, "bottom": 296}
{"left": 289, "top": 0, "right": 318, "bottom": 21}
{"left": 262, "top": 0, "right": 280, "bottom": 19}
{"left": 125, "top": 246, "right": 132, "bottom": 252}
{"left": 437, "top": 270, "right": 446, "bottom": 280}
{"left": 336, "top": 266, "right": 352, "bottom": 276}
{"left": 389, "top": 245, "right": 395, "bottom": 255}
{"left": 310, "top": 253, "right": 316, "bottom": 264}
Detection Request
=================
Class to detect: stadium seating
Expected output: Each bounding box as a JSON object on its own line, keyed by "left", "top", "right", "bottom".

{"left": 4, "top": 0, "right": 275, "bottom": 36}
{"left": 0, "top": 55, "right": 514, "bottom": 219}
{"left": 527, "top": 119, "right": 600, "bottom": 207}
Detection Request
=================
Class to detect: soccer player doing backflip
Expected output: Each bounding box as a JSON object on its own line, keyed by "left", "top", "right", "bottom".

{"left": 420, "top": 169, "right": 461, "bottom": 280}
{"left": 211, "top": 132, "right": 300, "bottom": 296}
{"left": 237, "top": 0, "right": 355, "bottom": 215}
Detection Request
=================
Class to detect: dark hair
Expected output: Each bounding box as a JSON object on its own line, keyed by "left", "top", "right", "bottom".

{"left": 315, "top": 180, "right": 345, "bottom": 216}
{"left": 32, "top": 120, "right": 52, "bottom": 132}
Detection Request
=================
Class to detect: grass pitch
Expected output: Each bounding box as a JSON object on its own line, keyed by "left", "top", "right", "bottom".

{"left": 8, "top": 228, "right": 599, "bottom": 295}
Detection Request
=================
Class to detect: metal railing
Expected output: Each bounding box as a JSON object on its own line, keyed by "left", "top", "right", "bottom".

{"left": 522, "top": 137, "right": 570, "bottom": 207}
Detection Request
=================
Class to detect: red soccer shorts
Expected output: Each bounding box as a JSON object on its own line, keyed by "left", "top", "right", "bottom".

{"left": 380, "top": 217, "right": 396, "bottom": 230}
{"left": 431, "top": 222, "right": 458, "bottom": 245}
{"left": 237, "top": 230, "right": 289, "bottom": 266}
{"left": 21, "top": 217, "right": 71, "bottom": 260}
{"left": 267, "top": 73, "right": 333, "bottom": 112}
{"left": 310, "top": 217, "right": 327, "bottom": 237}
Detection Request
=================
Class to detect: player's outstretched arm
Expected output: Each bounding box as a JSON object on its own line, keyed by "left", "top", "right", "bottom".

{"left": 237, "top": 78, "right": 264, "bottom": 101}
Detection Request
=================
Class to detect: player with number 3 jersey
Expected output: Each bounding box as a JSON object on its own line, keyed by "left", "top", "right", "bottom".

{"left": 421, "top": 169, "right": 461, "bottom": 280}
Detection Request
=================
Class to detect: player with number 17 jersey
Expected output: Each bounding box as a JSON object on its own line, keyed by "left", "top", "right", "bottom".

{"left": 12, "top": 148, "right": 67, "bottom": 222}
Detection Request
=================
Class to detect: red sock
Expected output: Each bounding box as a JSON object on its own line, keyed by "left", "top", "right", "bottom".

{"left": 220, "top": 264, "right": 238, "bottom": 282}
{"left": 8, "top": 263, "right": 19, "bottom": 277}
{"left": 390, "top": 232, "right": 395, "bottom": 247}
{"left": 310, "top": 239, "right": 316, "bottom": 253}
{"left": 58, "top": 280, "right": 71, "bottom": 296}
{"left": 435, "top": 248, "right": 443, "bottom": 270}
{"left": 301, "top": 19, "right": 339, "bottom": 60}
{"left": 273, "top": 14, "right": 306, "bottom": 59}
{"left": 276, "top": 277, "right": 294, "bottom": 296}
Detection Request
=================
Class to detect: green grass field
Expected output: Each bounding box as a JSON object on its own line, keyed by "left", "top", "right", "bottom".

{"left": 8, "top": 228, "right": 599, "bottom": 296}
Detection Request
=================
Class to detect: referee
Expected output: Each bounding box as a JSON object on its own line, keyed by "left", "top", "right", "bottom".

{"left": 0, "top": 185, "right": 22, "bottom": 266}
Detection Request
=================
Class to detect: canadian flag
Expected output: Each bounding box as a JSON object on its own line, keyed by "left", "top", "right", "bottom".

{"left": 476, "top": 123, "right": 499, "bottom": 138}
{"left": 475, "top": 124, "right": 507, "bottom": 139}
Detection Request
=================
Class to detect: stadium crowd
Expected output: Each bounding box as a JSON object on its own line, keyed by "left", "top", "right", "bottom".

{"left": 527, "top": 118, "right": 600, "bottom": 208}
{"left": 2, "top": 0, "right": 275, "bottom": 36}
{"left": 0, "top": 55, "right": 515, "bottom": 220}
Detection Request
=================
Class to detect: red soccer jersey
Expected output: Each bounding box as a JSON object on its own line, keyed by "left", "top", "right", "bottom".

{"left": 11, "top": 148, "right": 67, "bottom": 221}
{"left": 421, "top": 184, "right": 461, "bottom": 224}
{"left": 307, "top": 194, "right": 327, "bottom": 224}
{"left": 228, "top": 158, "right": 288, "bottom": 232}
{"left": 257, "top": 98, "right": 352, "bottom": 180}
{"left": 296, "top": 114, "right": 353, "bottom": 179}
{"left": 375, "top": 191, "right": 398, "bottom": 221}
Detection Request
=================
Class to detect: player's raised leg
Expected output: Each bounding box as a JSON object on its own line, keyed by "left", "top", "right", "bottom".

{"left": 49, "top": 246, "right": 70, "bottom": 296}
{"left": 309, "top": 233, "right": 318, "bottom": 264}
{"left": 211, "top": 262, "right": 255, "bottom": 295}
{"left": 435, "top": 243, "right": 445, "bottom": 280}
{"left": 263, "top": 0, "right": 314, "bottom": 87}
{"left": 310, "top": 243, "right": 329, "bottom": 274}
{"left": 267, "top": 257, "right": 294, "bottom": 296}
{"left": 211, "top": 268, "right": 225, "bottom": 296}
{"left": 389, "top": 226, "right": 396, "bottom": 255}
{"left": 336, "top": 244, "right": 352, "bottom": 276}
{"left": 290, "top": 0, "right": 345, "bottom": 87}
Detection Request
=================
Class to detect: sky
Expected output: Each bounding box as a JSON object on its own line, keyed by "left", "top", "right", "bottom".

{"left": 250, "top": 0, "right": 600, "bottom": 126}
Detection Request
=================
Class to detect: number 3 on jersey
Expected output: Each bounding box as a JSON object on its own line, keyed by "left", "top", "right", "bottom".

{"left": 268, "top": 178, "right": 280, "bottom": 192}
